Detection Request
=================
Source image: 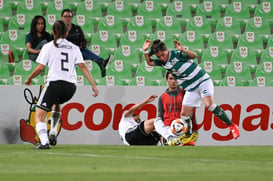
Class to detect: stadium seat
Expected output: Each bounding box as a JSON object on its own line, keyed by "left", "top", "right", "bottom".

{"left": 38, "top": 0, "right": 51, "bottom": 11}
{"left": 65, "top": 0, "right": 81, "bottom": 10}
{"left": 180, "top": 0, "right": 200, "bottom": 13}
{"left": 185, "top": 16, "right": 212, "bottom": 43}
{"left": 96, "top": 15, "right": 124, "bottom": 41}
{"left": 249, "top": 76, "right": 273, "bottom": 87}
{"left": 95, "top": 0, "right": 112, "bottom": 11}
{"left": 72, "top": 14, "right": 95, "bottom": 42}
{"left": 136, "top": 0, "right": 163, "bottom": 26}
{"left": 260, "top": 47, "right": 273, "bottom": 65}
{"left": 230, "top": 46, "right": 258, "bottom": 73}
{"left": 244, "top": 16, "right": 271, "bottom": 43}
{"left": 150, "top": 31, "right": 176, "bottom": 50}
{"left": 0, "top": 44, "right": 19, "bottom": 65}
{"left": 0, "top": 30, "right": 26, "bottom": 57}
{"left": 195, "top": 1, "right": 222, "bottom": 28}
{"left": 91, "top": 31, "right": 118, "bottom": 53}
{"left": 155, "top": 16, "right": 182, "bottom": 39}
{"left": 234, "top": 0, "right": 259, "bottom": 13}
{"left": 199, "top": 61, "right": 223, "bottom": 86}
{"left": 224, "top": 61, "right": 252, "bottom": 86}
{"left": 254, "top": 2, "right": 273, "bottom": 27}
{"left": 207, "top": 31, "right": 234, "bottom": 58}
{"left": 16, "top": 0, "right": 43, "bottom": 18}
{"left": 0, "top": 19, "right": 4, "bottom": 39}
{"left": 76, "top": 0, "right": 103, "bottom": 25}
{"left": 0, "top": 4, "right": 13, "bottom": 25}
{"left": 0, "top": 62, "right": 10, "bottom": 85}
{"left": 119, "top": 30, "right": 146, "bottom": 55}
{"left": 112, "top": 45, "right": 140, "bottom": 72}
{"left": 213, "top": 0, "right": 230, "bottom": 13}
{"left": 178, "top": 31, "right": 205, "bottom": 57}
{"left": 126, "top": 0, "right": 141, "bottom": 11}
{"left": 88, "top": 44, "right": 111, "bottom": 63}
{"left": 224, "top": 1, "right": 251, "bottom": 27}
{"left": 267, "top": 35, "right": 273, "bottom": 48}
{"left": 255, "top": 61, "right": 273, "bottom": 79}
{"left": 45, "top": 0, "right": 70, "bottom": 17}
{"left": 129, "top": 75, "right": 161, "bottom": 86}
{"left": 106, "top": 1, "right": 133, "bottom": 26}
{"left": 237, "top": 32, "right": 264, "bottom": 58}
{"left": 7, "top": 14, "right": 32, "bottom": 34}
{"left": 76, "top": 60, "right": 102, "bottom": 85}
{"left": 215, "top": 16, "right": 242, "bottom": 43}
{"left": 126, "top": 15, "right": 153, "bottom": 39}
{"left": 219, "top": 75, "right": 247, "bottom": 87}
{"left": 201, "top": 46, "right": 228, "bottom": 72}
{"left": 165, "top": 1, "right": 192, "bottom": 26}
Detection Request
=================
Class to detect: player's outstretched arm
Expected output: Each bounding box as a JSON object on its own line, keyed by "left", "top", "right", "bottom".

{"left": 78, "top": 63, "right": 98, "bottom": 97}
{"left": 174, "top": 39, "right": 197, "bottom": 59}
{"left": 124, "top": 95, "right": 158, "bottom": 117}
{"left": 143, "top": 39, "right": 156, "bottom": 66}
{"left": 25, "top": 64, "right": 45, "bottom": 85}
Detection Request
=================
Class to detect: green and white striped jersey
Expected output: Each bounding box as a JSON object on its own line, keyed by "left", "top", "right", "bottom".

{"left": 154, "top": 50, "right": 210, "bottom": 91}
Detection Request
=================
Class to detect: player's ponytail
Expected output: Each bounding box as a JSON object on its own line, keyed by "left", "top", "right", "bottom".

{"left": 149, "top": 39, "right": 167, "bottom": 56}
{"left": 52, "top": 20, "right": 67, "bottom": 47}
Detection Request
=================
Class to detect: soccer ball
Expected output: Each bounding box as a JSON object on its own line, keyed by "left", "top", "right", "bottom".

{"left": 170, "top": 118, "right": 188, "bottom": 135}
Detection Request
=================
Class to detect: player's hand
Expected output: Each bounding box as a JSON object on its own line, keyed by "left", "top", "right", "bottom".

{"left": 143, "top": 39, "right": 152, "bottom": 51}
{"left": 92, "top": 86, "right": 98, "bottom": 97}
{"left": 146, "top": 95, "right": 158, "bottom": 102}
{"left": 25, "top": 78, "right": 32, "bottom": 85}
{"left": 174, "top": 39, "right": 183, "bottom": 51}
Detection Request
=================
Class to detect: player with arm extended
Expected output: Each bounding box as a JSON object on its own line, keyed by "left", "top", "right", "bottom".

{"left": 118, "top": 95, "right": 161, "bottom": 145}
{"left": 155, "top": 71, "right": 198, "bottom": 146}
{"left": 143, "top": 39, "right": 240, "bottom": 145}
{"left": 25, "top": 20, "right": 98, "bottom": 149}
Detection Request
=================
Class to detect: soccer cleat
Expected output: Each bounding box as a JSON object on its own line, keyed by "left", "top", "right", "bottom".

{"left": 229, "top": 123, "right": 240, "bottom": 139}
{"left": 181, "top": 132, "right": 198, "bottom": 145}
{"left": 49, "top": 134, "right": 57, "bottom": 146}
{"left": 34, "top": 143, "right": 50, "bottom": 149}
{"left": 167, "top": 135, "right": 185, "bottom": 146}
{"left": 103, "top": 54, "right": 113, "bottom": 68}
{"left": 183, "top": 141, "right": 195, "bottom": 146}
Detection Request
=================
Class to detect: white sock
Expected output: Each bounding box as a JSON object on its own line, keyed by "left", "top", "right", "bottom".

{"left": 36, "top": 122, "right": 49, "bottom": 145}
{"left": 154, "top": 118, "right": 175, "bottom": 140}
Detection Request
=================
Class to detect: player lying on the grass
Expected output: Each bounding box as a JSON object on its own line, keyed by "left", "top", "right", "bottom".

{"left": 155, "top": 71, "right": 198, "bottom": 146}
{"left": 142, "top": 39, "right": 240, "bottom": 145}
{"left": 118, "top": 95, "right": 162, "bottom": 145}
{"left": 25, "top": 20, "right": 98, "bottom": 149}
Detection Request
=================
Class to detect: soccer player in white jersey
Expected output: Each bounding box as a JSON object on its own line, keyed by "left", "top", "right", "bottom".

{"left": 25, "top": 20, "right": 98, "bottom": 149}
{"left": 142, "top": 39, "right": 240, "bottom": 146}
{"left": 118, "top": 95, "right": 161, "bottom": 145}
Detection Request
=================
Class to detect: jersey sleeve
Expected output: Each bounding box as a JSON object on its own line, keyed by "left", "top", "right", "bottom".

{"left": 36, "top": 44, "right": 49, "bottom": 65}
{"left": 74, "top": 46, "right": 84, "bottom": 64}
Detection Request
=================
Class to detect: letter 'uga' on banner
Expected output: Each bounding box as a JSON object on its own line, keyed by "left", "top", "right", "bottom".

{"left": 0, "top": 85, "right": 272, "bottom": 145}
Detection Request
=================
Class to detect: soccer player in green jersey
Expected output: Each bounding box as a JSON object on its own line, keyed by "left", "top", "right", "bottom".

{"left": 143, "top": 39, "right": 240, "bottom": 146}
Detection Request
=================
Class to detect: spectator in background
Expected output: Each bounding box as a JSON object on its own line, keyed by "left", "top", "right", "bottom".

{"left": 154, "top": 71, "right": 198, "bottom": 146}
{"left": 25, "top": 15, "right": 51, "bottom": 61}
{"left": 61, "top": 9, "right": 113, "bottom": 76}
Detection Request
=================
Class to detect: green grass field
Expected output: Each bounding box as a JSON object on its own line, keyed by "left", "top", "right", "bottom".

{"left": 0, "top": 145, "right": 272, "bottom": 181}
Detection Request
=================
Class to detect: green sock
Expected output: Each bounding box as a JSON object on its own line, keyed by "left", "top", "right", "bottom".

{"left": 211, "top": 105, "right": 232, "bottom": 126}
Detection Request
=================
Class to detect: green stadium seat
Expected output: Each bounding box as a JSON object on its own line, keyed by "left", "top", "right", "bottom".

{"left": 165, "top": 1, "right": 192, "bottom": 26}
{"left": 38, "top": 0, "right": 51, "bottom": 11}
{"left": 237, "top": 32, "right": 264, "bottom": 58}
{"left": 45, "top": 0, "right": 70, "bottom": 17}
{"left": 91, "top": 31, "right": 118, "bottom": 53}
{"left": 178, "top": 31, "right": 205, "bottom": 57}
{"left": 7, "top": 14, "right": 32, "bottom": 34}
{"left": 200, "top": 46, "right": 228, "bottom": 73}
{"left": 96, "top": 0, "right": 112, "bottom": 11}
{"left": 72, "top": 14, "right": 95, "bottom": 42}
{"left": 65, "top": 0, "right": 81, "bottom": 10}
{"left": 76, "top": 61, "right": 102, "bottom": 85}
{"left": 119, "top": 30, "right": 146, "bottom": 55}
{"left": 230, "top": 46, "right": 258, "bottom": 73}
{"left": 255, "top": 61, "right": 273, "bottom": 79}
{"left": 185, "top": 16, "right": 212, "bottom": 43}
{"left": 76, "top": 0, "right": 103, "bottom": 25}
{"left": 233, "top": 0, "right": 258, "bottom": 13}
{"left": 249, "top": 76, "right": 273, "bottom": 87}
{"left": 150, "top": 31, "right": 176, "bottom": 50}
{"left": 219, "top": 75, "right": 247, "bottom": 87}
{"left": 112, "top": 45, "right": 140, "bottom": 72}
{"left": 179, "top": 0, "right": 200, "bottom": 13}
{"left": 126, "top": 0, "right": 142, "bottom": 11}
{"left": 254, "top": 2, "right": 273, "bottom": 27}
{"left": 45, "top": 14, "right": 57, "bottom": 33}
{"left": 267, "top": 35, "right": 273, "bottom": 48}
{"left": 16, "top": 0, "right": 43, "bottom": 18}
{"left": 199, "top": 61, "right": 223, "bottom": 86}
{"left": 260, "top": 47, "right": 273, "bottom": 65}
{"left": 129, "top": 75, "right": 161, "bottom": 86}
{"left": 215, "top": 16, "right": 242, "bottom": 43}
{"left": 136, "top": 1, "right": 163, "bottom": 26}
{"left": 244, "top": 16, "right": 271, "bottom": 43}
{"left": 106, "top": 1, "right": 133, "bottom": 26}
{"left": 0, "top": 4, "right": 13, "bottom": 25}
{"left": 224, "top": 61, "right": 252, "bottom": 86}
{"left": 195, "top": 1, "right": 222, "bottom": 28}
{"left": 96, "top": 15, "right": 124, "bottom": 41}
{"left": 126, "top": 15, "right": 153, "bottom": 39}
{"left": 207, "top": 31, "right": 234, "bottom": 58}
{"left": 213, "top": 0, "right": 230, "bottom": 13}
{"left": 224, "top": 1, "right": 251, "bottom": 27}
{"left": 155, "top": 16, "right": 182, "bottom": 38}
{"left": 0, "top": 63, "right": 10, "bottom": 85}
{"left": 0, "top": 44, "right": 19, "bottom": 66}
{"left": 0, "top": 30, "right": 26, "bottom": 57}
{"left": 88, "top": 44, "right": 111, "bottom": 63}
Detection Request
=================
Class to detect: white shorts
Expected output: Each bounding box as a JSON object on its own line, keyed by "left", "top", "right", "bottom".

{"left": 182, "top": 79, "right": 214, "bottom": 107}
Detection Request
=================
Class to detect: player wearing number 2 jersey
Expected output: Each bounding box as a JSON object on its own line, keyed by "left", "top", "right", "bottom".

{"left": 143, "top": 39, "right": 240, "bottom": 146}
{"left": 25, "top": 20, "right": 98, "bottom": 149}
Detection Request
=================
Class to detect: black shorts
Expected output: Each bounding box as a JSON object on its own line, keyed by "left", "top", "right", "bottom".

{"left": 125, "top": 121, "right": 161, "bottom": 145}
{"left": 37, "top": 80, "right": 76, "bottom": 111}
